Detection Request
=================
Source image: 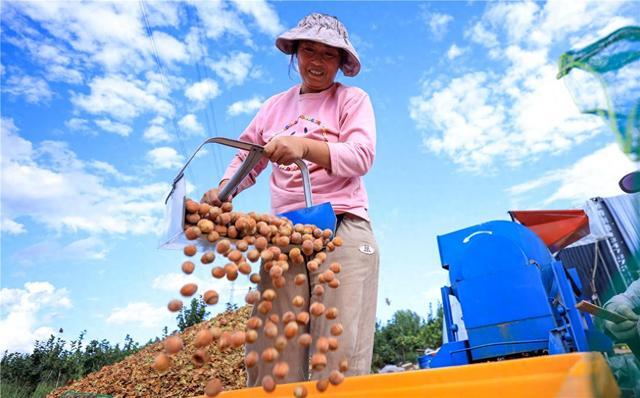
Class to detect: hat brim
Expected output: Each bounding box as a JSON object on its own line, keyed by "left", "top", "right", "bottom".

{"left": 276, "top": 34, "right": 361, "bottom": 77}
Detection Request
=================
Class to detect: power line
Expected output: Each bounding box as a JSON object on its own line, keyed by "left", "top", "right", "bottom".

{"left": 139, "top": 0, "right": 195, "bottom": 182}
{"left": 191, "top": 5, "right": 226, "bottom": 176}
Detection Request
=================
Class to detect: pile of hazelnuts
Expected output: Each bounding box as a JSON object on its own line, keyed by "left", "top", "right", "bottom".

{"left": 152, "top": 199, "right": 347, "bottom": 397}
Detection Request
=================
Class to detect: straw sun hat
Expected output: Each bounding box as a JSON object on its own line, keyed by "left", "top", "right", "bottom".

{"left": 275, "top": 13, "right": 361, "bottom": 77}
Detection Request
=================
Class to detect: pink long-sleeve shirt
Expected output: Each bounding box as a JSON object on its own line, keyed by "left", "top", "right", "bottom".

{"left": 221, "top": 82, "right": 376, "bottom": 221}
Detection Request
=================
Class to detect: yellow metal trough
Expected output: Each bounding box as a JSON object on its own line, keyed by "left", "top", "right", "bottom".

{"left": 196, "top": 352, "right": 618, "bottom": 398}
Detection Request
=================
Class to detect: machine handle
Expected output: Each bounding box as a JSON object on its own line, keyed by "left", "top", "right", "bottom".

{"left": 166, "top": 137, "right": 314, "bottom": 208}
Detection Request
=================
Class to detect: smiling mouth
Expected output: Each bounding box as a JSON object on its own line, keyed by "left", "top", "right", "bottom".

{"left": 308, "top": 69, "right": 324, "bottom": 77}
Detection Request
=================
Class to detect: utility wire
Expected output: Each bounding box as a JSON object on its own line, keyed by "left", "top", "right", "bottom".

{"left": 139, "top": 0, "right": 195, "bottom": 183}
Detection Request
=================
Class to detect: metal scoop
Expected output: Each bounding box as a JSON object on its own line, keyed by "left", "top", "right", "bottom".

{"left": 159, "top": 137, "right": 336, "bottom": 250}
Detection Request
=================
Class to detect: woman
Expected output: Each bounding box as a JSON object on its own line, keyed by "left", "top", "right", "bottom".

{"left": 203, "top": 13, "right": 379, "bottom": 385}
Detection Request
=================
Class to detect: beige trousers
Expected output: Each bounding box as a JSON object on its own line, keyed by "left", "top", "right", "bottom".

{"left": 246, "top": 217, "right": 380, "bottom": 385}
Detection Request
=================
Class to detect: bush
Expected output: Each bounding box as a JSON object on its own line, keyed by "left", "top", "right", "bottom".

{"left": 0, "top": 333, "right": 140, "bottom": 397}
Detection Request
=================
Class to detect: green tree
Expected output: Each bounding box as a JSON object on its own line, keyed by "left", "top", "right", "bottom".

{"left": 176, "top": 296, "right": 209, "bottom": 332}
{"left": 372, "top": 303, "right": 443, "bottom": 371}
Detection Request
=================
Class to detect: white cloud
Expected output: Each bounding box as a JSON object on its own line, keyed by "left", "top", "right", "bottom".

{"left": 3, "top": 74, "right": 53, "bottom": 104}
{"left": 7, "top": 1, "right": 161, "bottom": 73}
{"left": 446, "top": 44, "right": 464, "bottom": 60}
{"left": 72, "top": 75, "right": 174, "bottom": 121}
{"left": 2, "top": 217, "right": 26, "bottom": 235}
{"left": 11, "top": 237, "right": 108, "bottom": 265}
{"left": 192, "top": 1, "right": 250, "bottom": 40}
{"left": 95, "top": 119, "right": 132, "bottom": 137}
{"left": 152, "top": 31, "right": 188, "bottom": 65}
{"left": 427, "top": 12, "right": 453, "bottom": 40}
{"left": 178, "top": 114, "right": 204, "bottom": 136}
{"left": 151, "top": 272, "right": 207, "bottom": 292}
{"left": 185, "top": 79, "right": 221, "bottom": 103}
{"left": 89, "top": 160, "right": 135, "bottom": 182}
{"left": 147, "top": 147, "right": 184, "bottom": 169}
{"left": 410, "top": 0, "right": 639, "bottom": 172}
{"left": 106, "top": 302, "right": 170, "bottom": 328}
{"left": 227, "top": 96, "right": 264, "bottom": 116}
{"left": 65, "top": 118, "right": 90, "bottom": 131}
{"left": 230, "top": 0, "right": 284, "bottom": 36}
{"left": 507, "top": 143, "right": 637, "bottom": 206}
{"left": 210, "top": 52, "right": 254, "bottom": 85}
{"left": 143, "top": 121, "right": 173, "bottom": 144}
{"left": 0, "top": 282, "right": 72, "bottom": 353}
{"left": 1, "top": 118, "right": 168, "bottom": 235}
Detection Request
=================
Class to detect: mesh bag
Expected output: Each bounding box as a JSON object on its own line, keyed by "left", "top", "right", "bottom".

{"left": 557, "top": 26, "right": 640, "bottom": 161}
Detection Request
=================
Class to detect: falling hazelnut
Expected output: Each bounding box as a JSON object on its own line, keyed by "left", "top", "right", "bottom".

{"left": 183, "top": 245, "right": 197, "bottom": 257}
{"left": 261, "top": 347, "right": 278, "bottom": 363}
{"left": 296, "top": 312, "right": 310, "bottom": 326}
{"left": 164, "top": 335, "right": 183, "bottom": 354}
{"left": 292, "top": 295, "right": 305, "bottom": 308}
{"left": 197, "top": 219, "right": 214, "bottom": 234}
{"left": 264, "top": 322, "right": 278, "bottom": 339}
{"left": 249, "top": 273, "right": 261, "bottom": 284}
{"left": 328, "top": 337, "right": 339, "bottom": 351}
{"left": 273, "top": 361, "right": 290, "bottom": 379}
{"left": 201, "top": 251, "right": 215, "bottom": 264}
{"left": 284, "top": 321, "right": 299, "bottom": 339}
{"left": 180, "top": 283, "right": 198, "bottom": 297}
{"left": 204, "top": 378, "right": 223, "bottom": 397}
{"left": 245, "top": 329, "right": 258, "bottom": 343}
{"left": 246, "top": 316, "right": 263, "bottom": 330}
{"left": 316, "top": 336, "right": 329, "bottom": 353}
{"left": 274, "top": 335, "right": 287, "bottom": 352}
{"left": 245, "top": 351, "right": 259, "bottom": 368}
{"left": 310, "top": 302, "right": 325, "bottom": 317}
{"left": 330, "top": 323, "right": 344, "bottom": 336}
{"left": 185, "top": 226, "right": 201, "bottom": 240}
{"left": 329, "top": 370, "right": 344, "bottom": 386}
{"left": 211, "top": 266, "right": 225, "bottom": 279}
{"left": 257, "top": 300, "right": 272, "bottom": 314}
{"left": 238, "top": 262, "right": 252, "bottom": 275}
{"left": 245, "top": 290, "right": 261, "bottom": 305}
{"left": 231, "top": 331, "right": 245, "bottom": 347}
{"left": 297, "top": 333, "right": 312, "bottom": 347}
{"left": 216, "top": 239, "right": 231, "bottom": 254}
{"left": 194, "top": 329, "right": 213, "bottom": 348}
{"left": 329, "top": 262, "right": 341, "bottom": 274}
{"left": 325, "top": 307, "right": 339, "bottom": 320}
{"left": 152, "top": 353, "right": 171, "bottom": 371}
{"left": 181, "top": 261, "right": 195, "bottom": 274}
{"left": 167, "top": 299, "right": 183, "bottom": 312}
{"left": 262, "top": 289, "right": 277, "bottom": 302}
{"left": 185, "top": 199, "right": 199, "bottom": 213}
{"left": 339, "top": 358, "right": 349, "bottom": 372}
{"left": 311, "top": 353, "right": 327, "bottom": 371}
{"left": 192, "top": 349, "right": 209, "bottom": 367}
{"left": 312, "top": 285, "right": 324, "bottom": 297}
{"left": 203, "top": 290, "right": 219, "bottom": 305}
{"left": 262, "top": 375, "right": 276, "bottom": 393}
{"left": 294, "top": 274, "right": 307, "bottom": 286}
{"left": 316, "top": 379, "right": 329, "bottom": 392}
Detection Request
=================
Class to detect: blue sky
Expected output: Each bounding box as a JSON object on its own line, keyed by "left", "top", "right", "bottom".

{"left": 1, "top": 1, "right": 638, "bottom": 353}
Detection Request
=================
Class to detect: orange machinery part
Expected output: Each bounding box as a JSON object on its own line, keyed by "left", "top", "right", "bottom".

{"left": 509, "top": 210, "right": 590, "bottom": 252}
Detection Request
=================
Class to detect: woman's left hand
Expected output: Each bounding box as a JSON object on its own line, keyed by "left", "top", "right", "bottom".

{"left": 263, "top": 136, "right": 308, "bottom": 165}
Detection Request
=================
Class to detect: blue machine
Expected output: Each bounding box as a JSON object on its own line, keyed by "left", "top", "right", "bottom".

{"left": 427, "top": 220, "right": 613, "bottom": 368}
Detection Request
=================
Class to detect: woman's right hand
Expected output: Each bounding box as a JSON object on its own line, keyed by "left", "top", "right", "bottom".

{"left": 201, "top": 180, "right": 231, "bottom": 206}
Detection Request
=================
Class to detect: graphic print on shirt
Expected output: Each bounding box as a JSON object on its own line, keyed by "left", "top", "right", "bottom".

{"left": 267, "top": 114, "right": 337, "bottom": 174}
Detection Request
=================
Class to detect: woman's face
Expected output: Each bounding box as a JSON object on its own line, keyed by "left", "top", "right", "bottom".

{"left": 296, "top": 40, "right": 341, "bottom": 94}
